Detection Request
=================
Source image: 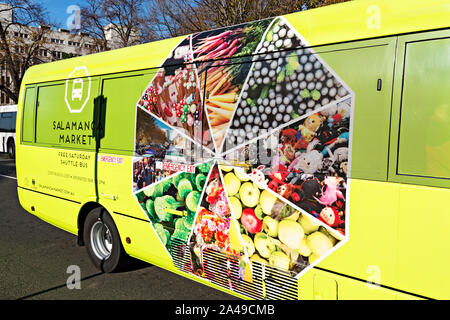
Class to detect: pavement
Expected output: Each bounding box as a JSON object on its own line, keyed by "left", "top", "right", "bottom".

{"left": 0, "top": 153, "right": 235, "bottom": 300}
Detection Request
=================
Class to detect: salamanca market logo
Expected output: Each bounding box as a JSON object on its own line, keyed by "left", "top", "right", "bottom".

{"left": 65, "top": 66, "right": 91, "bottom": 113}
{"left": 53, "top": 120, "right": 101, "bottom": 145}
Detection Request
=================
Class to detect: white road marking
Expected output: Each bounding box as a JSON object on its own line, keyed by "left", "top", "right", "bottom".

{"left": 0, "top": 174, "right": 16, "bottom": 180}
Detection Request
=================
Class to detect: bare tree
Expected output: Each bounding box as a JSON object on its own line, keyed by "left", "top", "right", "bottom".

{"left": 146, "top": 0, "right": 351, "bottom": 40}
{"left": 80, "top": 0, "right": 149, "bottom": 51}
{"left": 0, "top": 0, "right": 54, "bottom": 104}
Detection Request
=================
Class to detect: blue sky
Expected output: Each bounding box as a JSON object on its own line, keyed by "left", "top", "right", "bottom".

{"left": 40, "top": 0, "right": 87, "bottom": 28}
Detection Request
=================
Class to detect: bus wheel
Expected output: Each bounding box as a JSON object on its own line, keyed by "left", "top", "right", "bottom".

{"left": 7, "top": 140, "right": 14, "bottom": 159}
{"left": 84, "top": 208, "right": 128, "bottom": 273}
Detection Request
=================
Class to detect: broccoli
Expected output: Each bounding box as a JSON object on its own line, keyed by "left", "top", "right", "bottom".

{"left": 154, "top": 195, "right": 184, "bottom": 222}
{"left": 195, "top": 174, "right": 206, "bottom": 191}
{"left": 185, "top": 191, "right": 201, "bottom": 213}
{"left": 145, "top": 198, "right": 159, "bottom": 223}
{"left": 177, "top": 178, "right": 193, "bottom": 200}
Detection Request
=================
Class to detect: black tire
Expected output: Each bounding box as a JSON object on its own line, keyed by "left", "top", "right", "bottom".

{"left": 7, "top": 140, "right": 14, "bottom": 159}
{"left": 83, "top": 207, "right": 129, "bottom": 273}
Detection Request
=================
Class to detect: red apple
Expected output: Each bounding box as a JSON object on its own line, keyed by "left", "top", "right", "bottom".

{"left": 241, "top": 208, "right": 262, "bottom": 234}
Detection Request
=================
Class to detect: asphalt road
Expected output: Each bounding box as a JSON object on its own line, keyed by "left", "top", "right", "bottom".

{"left": 0, "top": 153, "right": 235, "bottom": 300}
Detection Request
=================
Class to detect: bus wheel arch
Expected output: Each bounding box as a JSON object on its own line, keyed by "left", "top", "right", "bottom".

{"left": 77, "top": 201, "right": 102, "bottom": 246}
{"left": 80, "top": 204, "right": 129, "bottom": 273}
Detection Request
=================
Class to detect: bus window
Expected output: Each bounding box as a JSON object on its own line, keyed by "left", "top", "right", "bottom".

{"left": 35, "top": 80, "right": 98, "bottom": 150}
{"left": 22, "top": 87, "right": 36, "bottom": 143}
{"left": 99, "top": 75, "right": 144, "bottom": 153}
{"left": 396, "top": 38, "right": 450, "bottom": 180}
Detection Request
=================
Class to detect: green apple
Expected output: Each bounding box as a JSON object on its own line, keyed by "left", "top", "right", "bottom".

{"left": 250, "top": 253, "right": 268, "bottom": 265}
{"left": 259, "top": 190, "right": 277, "bottom": 215}
{"left": 239, "top": 182, "right": 260, "bottom": 207}
{"left": 228, "top": 196, "right": 242, "bottom": 219}
{"left": 283, "top": 210, "right": 300, "bottom": 221}
{"left": 241, "top": 234, "right": 255, "bottom": 256}
{"left": 298, "top": 214, "right": 321, "bottom": 234}
{"left": 220, "top": 165, "right": 234, "bottom": 172}
{"left": 262, "top": 216, "right": 279, "bottom": 237}
{"left": 278, "top": 220, "right": 305, "bottom": 250}
{"left": 297, "top": 236, "right": 312, "bottom": 257}
{"left": 279, "top": 244, "right": 300, "bottom": 269}
{"left": 234, "top": 167, "right": 250, "bottom": 181}
{"left": 269, "top": 251, "right": 290, "bottom": 271}
{"left": 254, "top": 232, "right": 276, "bottom": 259}
{"left": 307, "top": 231, "right": 334, "bottom": 257}
{"left": 224, "top": 172, "right": 240, "bottom": 196}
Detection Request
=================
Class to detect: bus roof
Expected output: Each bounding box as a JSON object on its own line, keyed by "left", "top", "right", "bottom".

{"left": 22, "top": 0, "right": 450, "bottom": 86}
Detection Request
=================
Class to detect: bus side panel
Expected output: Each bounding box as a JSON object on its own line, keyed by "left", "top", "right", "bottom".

{"left": 110, "top": 213, "right": 173, "bottom": 267}
{"left": 299, "top": 268, "right": 416, "bottom": 300}
{"left": 397, "top": 184, "right": 450, "bottom": 299}
{"left": 314, "top": 179, "right": 400, "bottom": 289}
{"left": 17, "top": 187, "right": 79, "bottom": 235}
{"left": 16, "top": 145, "right": 95, "bottom": 233}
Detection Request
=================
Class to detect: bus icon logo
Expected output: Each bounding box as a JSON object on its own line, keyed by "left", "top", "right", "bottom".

{"left": 72, "top": 78, "right": 84, "bottom": 101}
{"left": 65, "top": 66, "right": 91, "bottom": 113}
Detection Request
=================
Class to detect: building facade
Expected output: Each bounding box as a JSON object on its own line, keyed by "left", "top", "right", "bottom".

{"left": 0, "top": 3, "right": 139, "bottom": 106}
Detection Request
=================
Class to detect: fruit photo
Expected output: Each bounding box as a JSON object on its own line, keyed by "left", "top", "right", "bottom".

{"left": 223, "top": 98, "right": 351, "bottom": 235}
{"left": 225, "top": 17, "right": 350, "bottom": 149}
{"left": 137, "top": 36, "right": 213, "bottom": 151}
{"left": 193, "top": 19, "right": 273, "bottom": 151}
{"left": 189, "top": 165, "right": 246, "bottom": 277}
{"left": 221, "top": 165, "right": 341, "bottom": 277}
{"left": 135, "top": 162, "right": 213, "bottom": 253}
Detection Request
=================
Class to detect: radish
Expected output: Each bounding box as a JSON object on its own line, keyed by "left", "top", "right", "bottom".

{"left": 329, "top": 87, "right": 337, "bottom": 97}
{"left": 284, "top": 39, "right": 292, "bottom": 48}
{"left": 304, "top": 62, "right": 312, "bottom": 72}
{"left": 286, "top": 105, "right": 293, "bottom": 114}
{"left": 338, "top": 87, "right": 347, "bottom": 97}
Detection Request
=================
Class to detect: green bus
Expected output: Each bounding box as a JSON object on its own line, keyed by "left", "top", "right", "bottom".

{"left": 16, "top": 0, "right": 450, "bottom": 299}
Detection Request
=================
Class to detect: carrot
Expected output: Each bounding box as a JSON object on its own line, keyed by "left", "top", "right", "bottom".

{"left": 210, "top": 75, "right": 230, "bottom": 96}
{"left": 209, "top": 116, "right": 229, "bottom": 127}
{"left": 206, "top": 78, "right": 221, "bottom": 93}
{"left": 207, "top": 99, "right": 235, "bottom": 111}
{"left": 210, "top": 92, "right": 236, "bottom": 103}
{"left": 215, "top": 82, "right": 231, "bottom": 96}
{"left": 205, "top": 68, "right": 225, "bottom": 86}
{"left": 206, "top": 105, "right": 233, "bottom": 117}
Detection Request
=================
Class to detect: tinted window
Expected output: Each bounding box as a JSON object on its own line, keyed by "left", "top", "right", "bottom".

{"left": 397, "top": 38, "right": 450, "bottom": 179}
